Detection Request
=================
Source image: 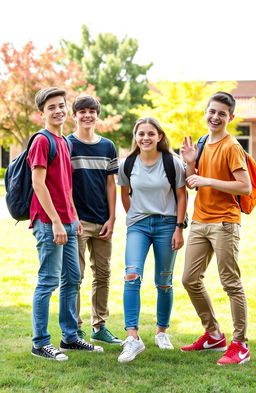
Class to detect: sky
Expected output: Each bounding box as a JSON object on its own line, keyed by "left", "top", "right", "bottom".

{"left": 1, "top": 0, "right": 255, "bottom": 82}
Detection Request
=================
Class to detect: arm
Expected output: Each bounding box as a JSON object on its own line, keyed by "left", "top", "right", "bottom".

{"left": 172, "top": 185, "right": 186, "bottom": 251}
{"left": 180, "top": 136, "right": 198, "bottom": 186}
{"left": 99, "top": 174, "right": 116, "bottom": 240}
{"left": 69, "top": 193, "right": 83, "bottom": 236}
{"left": 32, "top": 166, "right": 67, "bottom": 244}
{"left": 186, "top": 168, "right": 251, "bottom": 195}
{"left": 120, "top": 186, "right": 131, "bottom": 213}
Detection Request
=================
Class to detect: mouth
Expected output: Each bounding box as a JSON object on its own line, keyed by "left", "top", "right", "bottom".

{"left": 209, "top": 120, "right": 221, "bottom": 127}
{"left": 54, "top": 113, "right": 65, "bottom": 119}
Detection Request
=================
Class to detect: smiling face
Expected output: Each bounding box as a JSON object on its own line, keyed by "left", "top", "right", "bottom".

{"left": 205, "top": 100, "right": 234, "bottom": 135}
{"left": 73, "top": 107, "right": 99, "bottom": 131}
{"left": 41, "top": 95, "right": 67, "bottom": 131}
{"left": 135, "top": 122, "right": 163, "bottom": 153}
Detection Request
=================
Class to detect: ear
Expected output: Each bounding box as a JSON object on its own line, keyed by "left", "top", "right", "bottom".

{"left": 72, "top": 113, "right": 77, "bottom": 121}
{"left": 229, "top": 114, "right": 235, "bottom": 122}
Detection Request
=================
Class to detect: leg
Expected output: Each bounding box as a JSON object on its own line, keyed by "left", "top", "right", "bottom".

{"left": 87, "top": 226, "right": 112, "bottom": 329}
{"left": 152, "top": 216, "right": 177, "bottom": 332}
{"left": 118, "top": 219, "right": 150, "bottom": 362}
{"left": 32, "top": 220, "right": 63, "bottom": 348}
{"left": 76, "top": 220, "right": 91, "bottom": 330}
{"left": 123, "top": 219, "right": 151, "bottom": 333}
{"left": 213, "top": 222, "right": 247, "bottom": 342}
{"left": 182, "top": 221, "right": 219, "bottom": 333}
{"left": 59, "top": 221, "right": 81, "bottom": 344}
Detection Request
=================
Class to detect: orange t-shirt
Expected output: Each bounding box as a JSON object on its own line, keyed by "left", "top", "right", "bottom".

{"left": 193, "top": 134, "right": 247, "bottom": 224}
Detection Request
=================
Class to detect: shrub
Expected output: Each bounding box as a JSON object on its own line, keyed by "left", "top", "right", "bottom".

{"left": 0, "top": 168, "right": 6, "bottom": 179}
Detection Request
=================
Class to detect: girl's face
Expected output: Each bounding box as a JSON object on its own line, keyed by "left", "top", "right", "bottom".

{"left": 135, "top": 123, "right": 162, "bottom": 153}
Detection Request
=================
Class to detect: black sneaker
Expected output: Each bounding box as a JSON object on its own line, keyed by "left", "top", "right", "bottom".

{"left": 77, "top": 329, "right": 86, "bottom": 339}
{"left": 60, "top": 338, "right": 104, "bottom": 352}
{"left": 31, "top": 344, "right": 68, "bottom": 361}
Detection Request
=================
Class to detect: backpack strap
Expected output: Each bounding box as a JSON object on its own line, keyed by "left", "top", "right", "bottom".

{"left": 195, "top": 134, "right": 209, "bottom": 169}
{"left": 62, "top": 135, "right": 72, "bottom": 156}
{"left": 123, "top": 154, "right": 137, "bottom": 195}
{"left": 123, "top": 154, "right": 137, "bottom": 180}
{"left": 162, "top": 152, "right": 177, "bottom": 203}
{"left": 26, "top": 129, "right": 72, "bottom": 165}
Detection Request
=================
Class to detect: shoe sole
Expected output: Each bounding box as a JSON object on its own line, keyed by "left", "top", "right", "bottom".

{"left": 91, "top": 338, "right": 122, "bottom": 345}
{"left": 31, "top": 352, "right": 68, "bottom": 361}
{"left": 217, "top": 356, "right": 250, "bottom": 366}
{"left": 181, "top": 346, "right": 227, "bottom": 352}
{"left": 118, "top": 345, "right": 145, "bottom": 363}
{"left": 155, "top": 340, "right": 174, "bottom": 350}
{"left": 60, "top": 347, "right": 104, "bottom": 353}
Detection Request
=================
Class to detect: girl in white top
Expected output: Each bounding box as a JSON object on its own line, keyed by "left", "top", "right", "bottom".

{"left": 117, "top": 117, "right": 187, "bottom": 363}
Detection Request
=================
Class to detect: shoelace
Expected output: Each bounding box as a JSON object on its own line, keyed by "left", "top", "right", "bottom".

{"left": 193, "top": 332, "right": 209, "bottom": 346}
{"left": 122, "top": 338, "right": 134, "bottom": 354}
{"left": 43, "top": 344, "right": 60, "bottom": 355}
{"left": 104, "top": 329, "right": 117, "bottom": 339}
{"left": 223, "top": 343, "right": 240, "bottom": 357}
{"left": 158, "top": 334, "right": 171, "bottom": 347}
{"left": 77, "top": 338, "right": 94, "bottom": 350}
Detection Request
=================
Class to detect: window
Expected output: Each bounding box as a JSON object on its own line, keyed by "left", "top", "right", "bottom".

{"left": 236, "top": 124, "right": 251, "bottom": 153}
{"left": 1, "top": 146, "right": 9, "bottom": 168}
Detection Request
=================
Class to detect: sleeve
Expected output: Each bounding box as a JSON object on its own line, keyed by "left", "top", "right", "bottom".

{"left": 107, "top": 141, "right": 119, "bottom": 175}
{"left": 26, "top": 135, "right": 50, "bottom": 170}
{"left": 117, "top": 158, "right": 130, "bottom": 186}
{"left": 228, "top": 144, "right": 247, "bottom": 173}
{"left": 173, "top": 156, "right": 186, "bottom": 189}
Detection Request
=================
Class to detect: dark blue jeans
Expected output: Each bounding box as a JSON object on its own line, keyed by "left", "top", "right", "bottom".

{"left": 124, "top": 215, "right": 177, "bottom": 330}
{"left": 32, "top": 220, "right": 80, "bottom": 348}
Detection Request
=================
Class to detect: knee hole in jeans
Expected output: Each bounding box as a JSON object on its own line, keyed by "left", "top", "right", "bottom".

{"left": 125, "top": 273, "right": 140, "bottom": 281}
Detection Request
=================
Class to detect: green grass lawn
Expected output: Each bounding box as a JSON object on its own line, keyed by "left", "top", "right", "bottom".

{"left": 0, "top": 197, "right": 255, "bottom": 393}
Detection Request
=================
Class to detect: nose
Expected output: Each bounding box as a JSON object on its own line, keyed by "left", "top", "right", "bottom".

{"left": 212, "top": 112, "right": 219, "bottom": 119}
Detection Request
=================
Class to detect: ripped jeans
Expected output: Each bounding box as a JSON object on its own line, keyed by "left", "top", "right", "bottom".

{"left": 124, "top": 215, "right": 177, "bottom": 330}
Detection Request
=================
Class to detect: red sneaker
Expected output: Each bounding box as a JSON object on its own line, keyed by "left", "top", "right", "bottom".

{"left": 217, "top": 341, "right": 250, "bottom": 365}
{"left": 181, "top": 332, "right": 227, "bottom": 352}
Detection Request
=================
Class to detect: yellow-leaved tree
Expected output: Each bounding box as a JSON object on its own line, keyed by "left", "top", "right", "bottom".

{"left": 131, "top": 80, "right": 242, "bottom": 149}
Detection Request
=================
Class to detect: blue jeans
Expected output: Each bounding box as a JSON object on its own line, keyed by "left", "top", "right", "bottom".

{"left": 124, "top": 215, "right": 177, "bottom": 330}
{"left": 32, "top": 220, "right": 80, "bottom": 348}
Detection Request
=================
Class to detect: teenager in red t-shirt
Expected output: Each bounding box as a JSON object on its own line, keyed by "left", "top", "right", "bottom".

{"left": 27, "top": 87, "right": 103, "bottom": 361}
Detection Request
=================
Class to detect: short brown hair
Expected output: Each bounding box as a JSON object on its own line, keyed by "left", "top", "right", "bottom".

{"left": 35, "top": 87, "right": 67, "bottom": 112}
{"left": 72, "top": 95, "right": 101, "bottom": 115}
{"left": 207, "top": 91, "right": 236, "bottom": 115}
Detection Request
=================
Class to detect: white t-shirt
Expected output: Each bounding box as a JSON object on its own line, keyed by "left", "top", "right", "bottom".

{"left": 118, "top": 153, "right": 185, "bottom": 227}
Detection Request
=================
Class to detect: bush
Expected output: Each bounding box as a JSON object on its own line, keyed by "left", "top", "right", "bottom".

{"left": 0, "top": 168, "right": 6, "bottom": 178}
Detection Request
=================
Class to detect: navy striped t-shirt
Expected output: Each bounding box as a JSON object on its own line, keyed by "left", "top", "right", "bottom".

{"left": 68, "top": 134, "right": 118, "bottom": 224}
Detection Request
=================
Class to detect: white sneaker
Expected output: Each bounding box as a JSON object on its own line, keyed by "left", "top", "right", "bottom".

{"left": 118, "top": 336, "right": 145, "bottom": 363}
{"left": 155, "top": 333, "right": 174, "bottom": 350}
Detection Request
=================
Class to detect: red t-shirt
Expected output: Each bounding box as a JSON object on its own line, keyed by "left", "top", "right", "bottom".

{"left": 27, "top": 132, "right": 75, "bottom": 226}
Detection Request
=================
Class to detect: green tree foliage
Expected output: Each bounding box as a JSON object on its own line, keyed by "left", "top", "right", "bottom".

{"left": 0, "top": 42, "right": 120, "bottom": 149}
{"left": 61, "top": 25, "right": 153, "bottom": 148}
{"left": 131, "top": 80, "right": 242, "bottom": 149}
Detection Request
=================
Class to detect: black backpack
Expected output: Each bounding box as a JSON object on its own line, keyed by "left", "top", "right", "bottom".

{"left": 4, "top": 129, "right": 72, "bottom": 222}
{"left": 123, "top": 152, "right": 188, "bottom": 228}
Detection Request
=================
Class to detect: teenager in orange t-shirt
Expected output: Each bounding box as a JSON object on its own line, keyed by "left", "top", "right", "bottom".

{"left": 180, "top": 92, "right": 251, "bottom": 365}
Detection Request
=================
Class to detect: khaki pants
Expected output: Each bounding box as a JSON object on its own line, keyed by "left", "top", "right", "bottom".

{"left": 77, "top": 220, "right": 112, "bottom": 329}
{"left": 182, "top": 221, "right": 247, "bottom": 341}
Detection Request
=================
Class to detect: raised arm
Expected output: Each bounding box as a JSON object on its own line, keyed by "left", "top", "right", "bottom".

{"left": 180, "top": 136, "right": 198, "bottom": 183}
